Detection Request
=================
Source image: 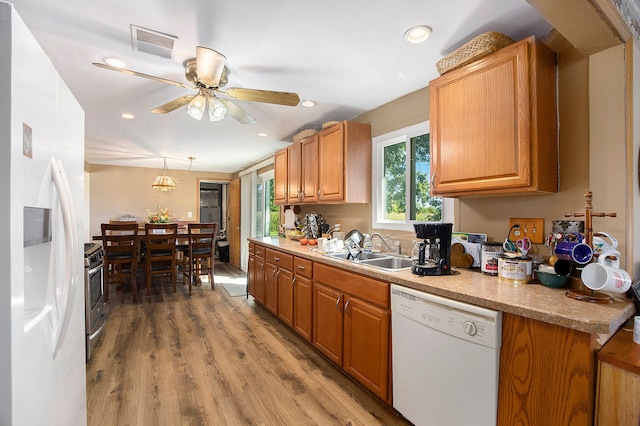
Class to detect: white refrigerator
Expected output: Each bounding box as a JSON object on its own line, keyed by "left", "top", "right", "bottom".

{"left": 0, "top": 2, "right": 88, "bottom": 425}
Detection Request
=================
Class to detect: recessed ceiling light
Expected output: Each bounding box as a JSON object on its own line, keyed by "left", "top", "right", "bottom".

{"left": 257, "top": 132, "right": 268, "bottom": 137}
{"left": 120, "top": 113, "right": 135, "bottom": 119}
{"left": 404, "top": 25, "right": 432, "bottom": 44}
{"left": 301, "top": 100, "right": 317, "bottom": 108}
{"left": 104, "top": 57, "right": 127, "bottom": 68}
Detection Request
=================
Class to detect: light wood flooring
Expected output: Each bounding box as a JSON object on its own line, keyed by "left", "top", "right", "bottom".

{"left": 86, "top": 264, "right": 409, "bottom": 425}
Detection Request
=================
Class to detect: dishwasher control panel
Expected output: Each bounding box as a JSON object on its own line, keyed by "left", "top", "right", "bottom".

{"left": 391, "top": 285, "right": 501, "bottom": 349}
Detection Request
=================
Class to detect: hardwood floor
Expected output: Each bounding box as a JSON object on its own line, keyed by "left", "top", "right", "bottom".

{"left": 87, "top": 263, "right": 409, "bottom": 425}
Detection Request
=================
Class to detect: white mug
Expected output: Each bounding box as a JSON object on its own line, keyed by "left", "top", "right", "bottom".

{"left": 581, "top": 263, "right": 632, "bottom": 293}
{"left": 597, "top": 249, "right": 621, "bottom": 268}
{"left": 592, "top": 232, "right": 618, "bottom": 253}
{"left": 317, "top": 237, "right": 329, "bottom": 253}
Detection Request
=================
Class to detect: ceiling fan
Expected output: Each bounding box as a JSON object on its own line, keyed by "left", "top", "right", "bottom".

{"left": 93, "top": 46, "right": 300, "bottom": 124}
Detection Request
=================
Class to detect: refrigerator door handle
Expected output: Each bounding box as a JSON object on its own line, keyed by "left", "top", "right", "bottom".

{"left": 50, "top": 158, "right": 79, "bottom": 358}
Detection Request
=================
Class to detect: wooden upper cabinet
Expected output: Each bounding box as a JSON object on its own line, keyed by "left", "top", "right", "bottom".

{"left": 318, "top": 121, "right": 371, "bottom": 203}
{"left": 274, "top": 148, "right": 288, "bottom": 204}
{"left": 287, "top": 142, "right": 302, "bottom": 204}
{"left": 429, "top": 36, "right": 557, "bottom": 197}
{"left": 300, "top": 134, "right": 319, "bottom": 203}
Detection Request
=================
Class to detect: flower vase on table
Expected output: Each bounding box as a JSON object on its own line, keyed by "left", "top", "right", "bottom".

{"left": 146, "top": 207, "right": 172, "bottom": 223}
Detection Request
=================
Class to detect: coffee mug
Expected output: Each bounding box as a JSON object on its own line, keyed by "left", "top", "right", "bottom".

{"left": 581, "top": 263, "right": 632, "bottom": 293}
{"left": 555, "top": 240, "right": 593, "bottom": 264}
{"left": 553, "top": 259, "right": 573, "bottom": 277}
{"left": 597, "top": 249, "right": 621, "bottom": 268}
{"left": 317, "top": 237, "right": 329, "bottom": 253}
{"left": 592, "top": 232, "right": 618, "bottom": 253}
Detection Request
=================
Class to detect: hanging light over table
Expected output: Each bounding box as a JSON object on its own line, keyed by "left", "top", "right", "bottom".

{"left": 152, "top": 157, "right": 176, "bottom": 191}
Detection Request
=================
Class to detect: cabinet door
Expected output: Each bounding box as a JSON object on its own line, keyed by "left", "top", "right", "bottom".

{"left": 264, "top": 262, "right": 278, "bottom": 314}
{"left": 300, "top": 134, "right": 319, "bottom": 203}
{"left": 247, "top": 253, "right": 255, "bottom": 297}
{"left": 343, "top": 296, "right": 390, "bottom": 401}
{"left": 287, "top": 142, "right": 302, "bottom": 203}
{"left": 312, "top": 282, "right": 343, "bottom": 365}
{"left": 274, "top": 148, "right": 288, "bottom": 204}
{"left": 318, "top": 123, "right": 345, "bottom": 201}
{"left": 430, "top": 41, "right": 530, "bottom": 195}
{"left": 277, "top": 268, "right": 294, "bottom": 327}
{"left": 253, "top": 257, "right": 265, "bottom": 304}
{"left": 293, "top": 274, "right": 313, "bottom": 342}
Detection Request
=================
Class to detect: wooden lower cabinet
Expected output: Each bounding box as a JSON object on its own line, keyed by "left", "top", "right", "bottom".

{"left": 313, "top": 263, "right": 390, "bottom": 402}
{"left": 343, "top": 296, "right": 389, "bottom": 400}
{"left": 292, "top": 257, "right": 313, "bottom": 342}
{"left": 497, "top": 312, "right": 597, "bottom": 425}
{"left": 250, "top": 245, "right": 265, "bottom": 304}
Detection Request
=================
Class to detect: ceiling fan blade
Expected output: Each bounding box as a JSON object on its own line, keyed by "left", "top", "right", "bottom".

{"left": 196, "top": 46, "right": 226, "bottom": 88}
{"left": 224, "top": 87, "right": 300, "bottom": 106}
{"left": 218, "top": 98, "right": 256, "bottom": 124}
{"left": 150, "top": 95, "right": 195, "bottom": 114}
{"left": 93, "top": 62, "right": 194, "bottom": 90}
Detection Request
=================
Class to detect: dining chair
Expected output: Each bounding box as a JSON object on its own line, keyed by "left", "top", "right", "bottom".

{"left": 144, "top": 223, "right": 178, "bottom": 297}
{"left": 181, "top": 222, "right": 218, "bottom": 295}
{"left": 101, "top": 222, "right": 139, "bottom": 303}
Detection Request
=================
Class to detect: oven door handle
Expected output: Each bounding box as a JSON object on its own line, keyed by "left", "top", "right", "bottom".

{"left": 89, "top": 313, "right": 107, "bottom": 340}
{"left": 87, "top": 261, "right": 105, "bottom": 276}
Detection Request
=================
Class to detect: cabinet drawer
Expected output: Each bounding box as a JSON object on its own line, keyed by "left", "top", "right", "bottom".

{"left": 314, "top": 263, "right": 389, "bottom": 309}
{"left": 266, "top": 248, "right": 293, "bottom": 270}
{"left": 294, "top": 257, "right": 313, "bottom": 279}
{"left": 255, "top": 244, "right": 265, "bottom": 259}
{"left": 248, "top": 242, "right": 255, "bottom": 254}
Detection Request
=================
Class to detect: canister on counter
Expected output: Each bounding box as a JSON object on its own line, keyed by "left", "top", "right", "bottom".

{"left": 481, "top": 242, "right": 503, "bottom": 275}
{"left": 498, "top": 255, "right": 533, "bottom": 284}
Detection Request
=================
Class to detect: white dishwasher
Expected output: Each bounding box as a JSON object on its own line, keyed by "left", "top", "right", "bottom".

{"left": 391, "top": 284, "right": 502, "bottom": 426}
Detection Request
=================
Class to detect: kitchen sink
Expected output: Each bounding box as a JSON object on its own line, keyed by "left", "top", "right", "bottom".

{"left": 326, "top": 251, "right": 388, "bottom": 261}
{"left": 359, "top": 256, "right": 413, "bottom": 271}
{"left": 325, "top": 251, "right": 412, "bottom": 271}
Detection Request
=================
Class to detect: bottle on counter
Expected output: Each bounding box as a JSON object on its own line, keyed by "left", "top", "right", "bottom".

{"left": 363, "top": 234, "right": 372, "bottom": 252}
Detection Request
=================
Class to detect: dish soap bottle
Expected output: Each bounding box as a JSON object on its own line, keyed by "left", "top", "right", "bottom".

{"left": 363, "top": 234, "right": 372, "bottom": 253}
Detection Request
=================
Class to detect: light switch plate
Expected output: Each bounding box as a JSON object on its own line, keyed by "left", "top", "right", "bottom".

{"left": 509, "top": 218, "right": 545, "bottom": 244}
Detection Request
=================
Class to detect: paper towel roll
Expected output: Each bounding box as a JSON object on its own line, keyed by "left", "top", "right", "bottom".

{"left": 284, "top": 209, "right": 297, "bottom": 229}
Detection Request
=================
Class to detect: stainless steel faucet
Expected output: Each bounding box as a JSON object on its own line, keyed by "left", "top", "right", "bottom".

{"left": 370, "top": 233, "right": 402, "bottom": 254}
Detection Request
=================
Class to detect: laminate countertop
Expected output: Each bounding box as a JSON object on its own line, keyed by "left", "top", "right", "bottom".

{"left": 249, "top": 237, "right": 636, "bottom": 335}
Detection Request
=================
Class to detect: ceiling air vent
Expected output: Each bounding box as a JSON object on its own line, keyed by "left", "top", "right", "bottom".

{"left": 130, "top": 25, "right": 177, "bottom": 59}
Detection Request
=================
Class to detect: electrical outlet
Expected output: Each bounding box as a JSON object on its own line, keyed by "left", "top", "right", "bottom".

{"left": 509, "top": 218, "right": 545, "bottom": 244}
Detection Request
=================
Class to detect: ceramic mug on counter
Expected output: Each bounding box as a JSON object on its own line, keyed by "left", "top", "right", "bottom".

{"left": 597, "top": 249, "right": 621, "bottom": 268}
{"left": 592, "top": 232, "right": 618, "bottom": 254}
{"left": 581, "top": 262, "right": 632, "bottom": 294}
{"left": 555, "top": 240, "right": 593, "bottom": 265}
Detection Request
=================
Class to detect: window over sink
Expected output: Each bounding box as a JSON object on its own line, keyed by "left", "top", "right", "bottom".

{"left": 372, "top": 121, "right": 454, "bottom": 232}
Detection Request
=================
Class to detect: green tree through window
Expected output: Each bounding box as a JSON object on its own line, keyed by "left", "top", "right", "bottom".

{"left": 380, "top": 132, "right": 441, "bottom": 223}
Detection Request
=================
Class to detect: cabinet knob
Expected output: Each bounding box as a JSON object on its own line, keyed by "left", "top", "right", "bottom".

{"left": 335, "top": 296, "right": 342, "bottom": 312}
{"left": 345, "top": 300, "right": 351, "bottom": 316}
{"left": 292, "top": 276, "right": 296, "bottom": 288}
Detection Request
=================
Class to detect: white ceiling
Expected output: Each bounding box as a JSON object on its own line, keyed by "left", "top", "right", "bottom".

{"left": 8, "top": 0, "right": 552, "bottom": 173}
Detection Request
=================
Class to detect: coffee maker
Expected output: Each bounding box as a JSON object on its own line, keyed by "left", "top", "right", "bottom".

{"left": 411, "top": 223, "right": 454, "bottom": 276}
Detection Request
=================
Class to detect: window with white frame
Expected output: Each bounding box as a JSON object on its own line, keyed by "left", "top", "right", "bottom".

{"left": 372, "top": 121, "right": 451, "bottom": 231}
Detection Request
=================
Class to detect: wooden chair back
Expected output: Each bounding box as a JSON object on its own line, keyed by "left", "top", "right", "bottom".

{"left": 101, "top": 222, "right": 139, "bottom": 303}
{"left": 183, "top": 222, "right": 218, "bottom": 295}
{"left": 144, "top": 223, "right": 178, "bottom": 297}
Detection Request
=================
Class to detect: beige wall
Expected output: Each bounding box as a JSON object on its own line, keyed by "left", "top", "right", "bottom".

{"left": 88, "top": 163, "right": 233, "bottom": 238}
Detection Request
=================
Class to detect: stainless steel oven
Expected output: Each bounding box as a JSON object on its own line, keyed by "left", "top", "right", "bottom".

{"left": 84, "top": 242, "right": 106, "bottom": 362}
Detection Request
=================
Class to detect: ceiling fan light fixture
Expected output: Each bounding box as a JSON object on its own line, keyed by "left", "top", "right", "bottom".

{"left": 404, "top": 25, "right": 432, "bottom": 44}
{"left": 187, "top": 94, "right": 207, "bottom": 120}
{"left": 208, "top": 96, "right": 227, "bottom": 121}
{"left": 301, "top": 100, "right": 316, "bottom": 108}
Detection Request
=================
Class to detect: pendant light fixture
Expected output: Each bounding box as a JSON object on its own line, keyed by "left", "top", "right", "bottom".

{"left": 152, "top": 157, "right": 176, "bottom": 191}
{"left": 151, "top": 156, "right": 195, "bottom": 191}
